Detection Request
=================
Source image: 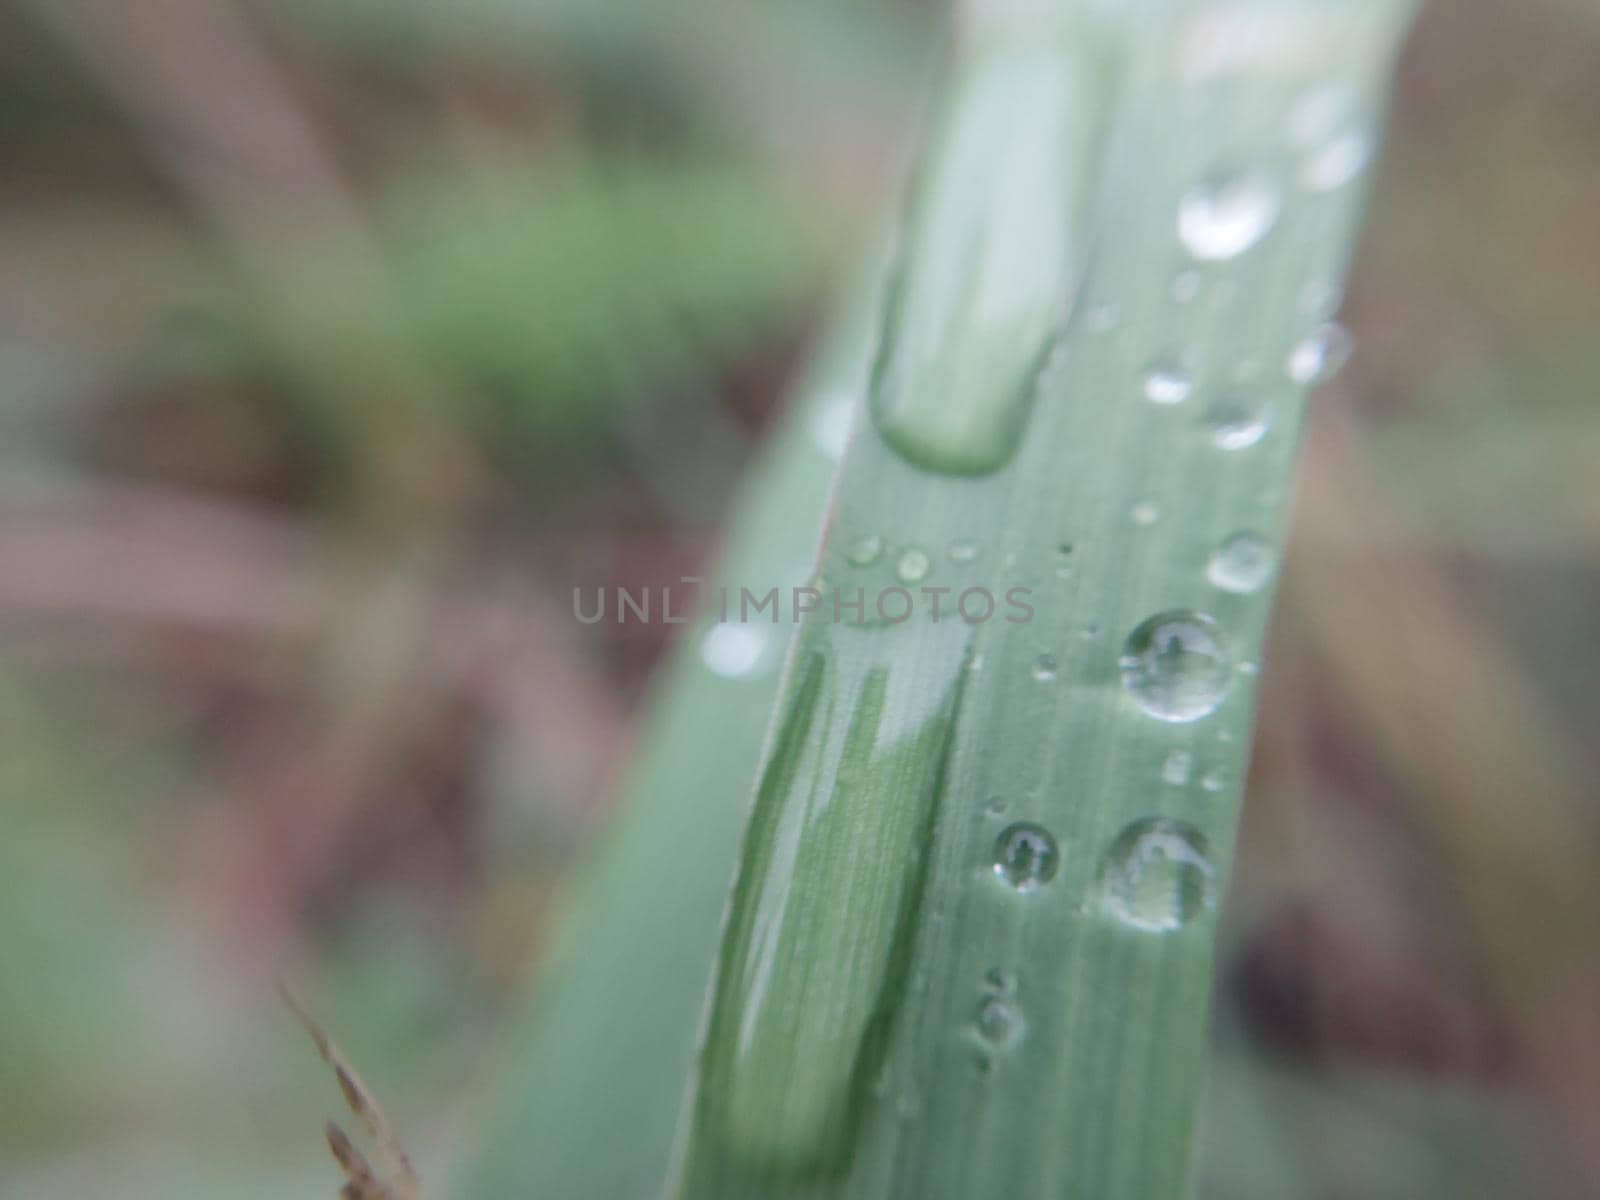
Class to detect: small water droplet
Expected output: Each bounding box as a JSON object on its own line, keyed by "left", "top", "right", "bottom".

{"left": 993, "top": 822, "right": 1060, "bottom": 892}
{"left": 1172, "top": 270, "right": 1202, "bottom": 304}
{"left": 897, "top": 547, "right": 931, "bottom": 584}
{"left": 975, "top": 997, "right": 1022, "bottom": 1047}
{"left": 1079, "top": 623, "right": 1101, "bottom": 641}
{"left": 811, "top": 392, "right": 855, "bottom": 460}
{"left": 1238, "top": 660, "right": 1259, "bottom": 677}
{"left": 1286, "top": 322, "right": 1352, "bottom": 386}
{"left": 949, "top": 539, "right": 979, "bottom": 564}
{"left": 1208, "top": 400, "right": 1270, "bottom": 450}
{"left": 1099, "top": 818, "right": 1217, "bottom": 932}
{"left": 984, "top": 796, "right": 1008, "bottom": 818}
{"left": 1200, "top": 767, "right": 1226, "bottom": 793}
{"left": 1178, "top": 171, "right": 1281, "bottom": 261}
{"left": 1120, "top": 611, "right": 1232, "bottom": 722}
{"left": 1303, "top": 132, "right": 1372, "bottom": 191}
{"left": 983, "top": 967, "right": 1017, "bottom": 996}
{"left": 1162, "top": 749, "right": 1195, "bottom": 786}
{"left": 1032, "top": 654, "right": 1058, "bottom": 682}
{"left": 1143, "top": 360, "right": 1193, "bottom": 405}
{"left": 1130, "top": 499, "right": 1161, "bottom": 526}
{"left": 1207, "top": 531, "right": 1276, "bottom": 594}
{"left": 701, "top": 623, "right": 767, "bottom": 679}
{"left": 847, "top": 534, "right": 885, "bottom": 566}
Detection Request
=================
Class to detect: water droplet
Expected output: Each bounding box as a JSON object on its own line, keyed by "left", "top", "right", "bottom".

{"left": 1098, "top": 818, "right": 1217, "bottom": 932}
{"left": 1079, "top": 623, "right": 1101, "bottom": 641}
{"left": 983, "top": 967, "right": 1017, "bottom": 996}
{"left": 949, "top": 539, "right": 979, "bottom": 564}
{"left": 868, "top": 55, "right": 1101, "bottom": 477}
{"left": 1206, "top": 531, "right": 1276, "bottom": 594}
{"left": 1120, "top": 611, "right": 1232, "bottom": 722}
{"left": 847, "top": 533, "right": 885, "bottom": 566}
{"left": 975, "top": 997, "right": 1022, "bottom": 1047}
{"left": 1178, "top": 171, "right": 1280, "bottom": 261}
{"left": 992, "top": 822, "right": 1059, "bottom": 892}
{"left": 1200, "top": 767, "right": 1227, "bottom": 793}
{"left": 1287, "top": 83, "right": 1352, "bottom": 149}
{"left": 1162, "top": 749, "right": 1194, "bottom": 787}
{"left": 1032, "top": 654, "right": 1058, "bottom": 682}
{"left": 1238, "top": 660, "right": 1259, "bottom": 677}
{"left": 1208, "top": 400, "right": 1270, "bottom": 450}
{"left": 1143, "top": 360, "right": 1193, "bottom": 405}
{"left": 1172, "top": 270, "right": 1202, "bottom": 304}
{"left": 1130, "top": 499, "right": 1161, "bottom": 526}
{"left": 1286, "top": 322, "right": 1352, "bottom": 386}
{"left": 897, "top": 547, "right": 931, "bottom": 584}
{"left": 701, "top": 623, "right": 768, "bottom": 679}
{"left": 1303, "top": 132, "right": 1372, "bottom": 191}
{"left": 812, "top": 392, "right": 855, "bottom": 460}
{"left": 984, "top": 796, "right": 1008, "bottom": 818}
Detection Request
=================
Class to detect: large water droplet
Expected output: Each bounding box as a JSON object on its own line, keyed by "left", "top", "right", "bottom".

{"left": 1120, "top": 611, "right": 1232, "bottom": 722}
{"left": 1207, "top": 399, "right": 1270, "bottom": 450}
{"left": 897, "top": 547, "right": 931, "bottom": 584}
{"left": 847, "top": 534, "right": 885, "bottom": 566}
{"left": 702, "top": 623, "right": 768, "bottom": 679}
{"left": 1207, "top": 531, "right": 1275, "bottom": 594}
{"left": 1178, "top": 172, "right": 1280, "bottom": 261}
{"left": 869, "top": 50, "right": 1101, "bottom": 476}
{"left": 992, "top": 822, "right": 1059, "bottom": 892}
{"left": 1286, "top": 322, "right": 1352, "bottom": 386}
{"left": 1098, "top": 818, "right": 1216, "bottom": 932}
{"left": 1143, "top": 360, "right": 1193, "bottom": 405}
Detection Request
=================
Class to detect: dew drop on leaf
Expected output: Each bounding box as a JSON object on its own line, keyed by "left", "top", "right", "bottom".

{"left": 1098, "top": 818, "right": 1216, "bottom": 932}
{"left": 1207, "top": 398, "right": 1270, "bottom": 450}
{"left": 1120, "top": 611, "right": 1232, "bottom": 722}
{"left": 701, "top": 623, "right": 767, "bottom": 679}
{"left": 1285, "top": 322, "right": 1352, "bottom": 385}
{"left": 896, "top": 546, "right": 932, "bottom": 583}
{"left": 1143, "top": 360, "right": 1193, "bottom": 405}
{"left": 1206, "top": 531, "right": 1275, "bottom": 594}
{"left": 1162, "top": 749, "right": 1194, "bottom": 787}
{"left": 1178, "top": 171, "right": 1280, "bottom": 260}
{"left": 992, "top": 822, "right": 1060, "bottom": 892}
{"left": 847, "top": 533, "right": 885, "bottom": 566}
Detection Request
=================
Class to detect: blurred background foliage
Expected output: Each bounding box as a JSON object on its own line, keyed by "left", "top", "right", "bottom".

{"left": 0, "top": 0, "right": 1597, "bottom": 1196}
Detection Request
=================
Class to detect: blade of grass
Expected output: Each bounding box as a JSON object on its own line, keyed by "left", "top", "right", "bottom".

{"left": 456, "top": 268, "right": 882, "bottom": 1200}
{"left": 670, "top": 2, "right": 1419, "bottom": 1196}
